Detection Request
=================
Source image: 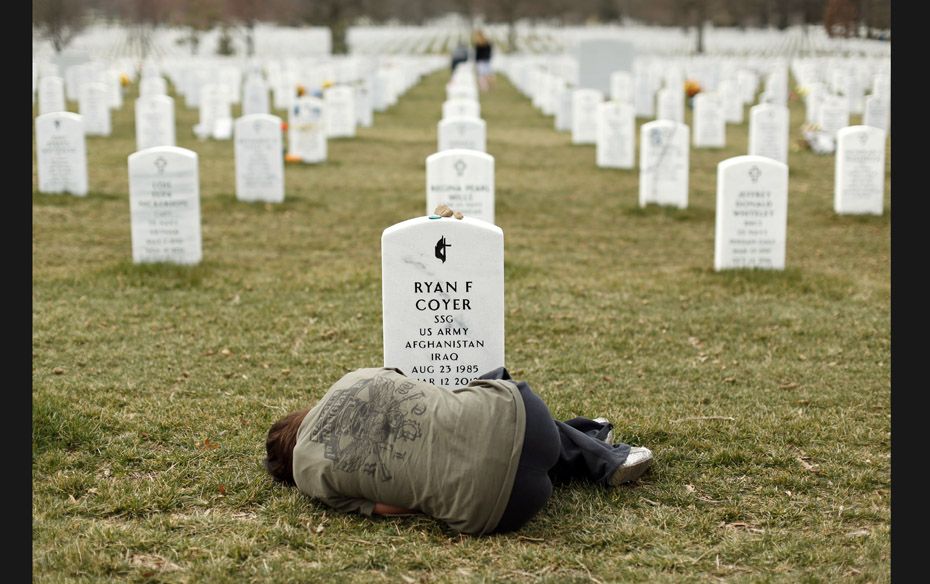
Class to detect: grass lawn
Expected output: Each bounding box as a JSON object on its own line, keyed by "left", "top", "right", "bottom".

{"left": 33, "top": 68, "right": 890, "bottom": 582}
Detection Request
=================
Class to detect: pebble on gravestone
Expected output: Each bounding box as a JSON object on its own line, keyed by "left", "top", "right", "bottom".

{"left": 128, "top": 146, "right": 202, "bottom": 265}
{"left": 714, "top": 155, "right": 788, "bottom": 271}
{"left": 596, "top": 101, "right": 635, "bottom": 169}
{"left": 426, "top": 149, "right": 495, "bottom": 225}
{"left": 235, "top": 114, "right": 285, "bottom": 203}
{"left": 381, "top": 215, "right": 504, "bottom": 389}
{"left": 639, "top": 120, "right": 689, "bottom": 209}
{"left": 748, "top": 103, "right": 789, "bottom": 165}
{"left": 35, "top": 112, "right": 88, "bottom": 196}
{"left": 834, "top": 125, "right": 886, "bottom": 215}
{"left": 438, "top": 116, "right": 486, "bottom": 153}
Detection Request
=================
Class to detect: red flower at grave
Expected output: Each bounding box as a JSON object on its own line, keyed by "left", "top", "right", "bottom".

{"left": 684, "top": 79, "right": 701, "bottom": 98}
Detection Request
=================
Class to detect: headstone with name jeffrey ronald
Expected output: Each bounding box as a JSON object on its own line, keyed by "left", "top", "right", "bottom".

{"left": 324, "top": 85, "right": 357, "bottom": 138}
{"left": 571, "top": 88, "right": 603, "bottom": 144}
{"left": 288, "top": 96, "right": 327, "bottom": 163}
{"left": 39, "top": 76, "right": 66, "bottom": 115}
{"left": 834, "top": 125, "right": 886, "bottom": 215}
{"left": 382, "top": 214, "right": 504, "bottom": 389}
{"left": 714, "top": 155, "right": 788, "bottom": 270}
{"left": 438, "top": 116, "right": 486, "bottom": 152}
{"left": 692, "top": 93, "right": 725, "bottom": 148}
{"left": 596, "top": 101, "right": 635, "bottom": 169}
{"left": 79, "top": 82, "right": 111, "bottom": 136}
{"left": 135, "top": 95, "right": 176, "bottom": 151}
{"left": 128, "top": 146, "right": 202, "bottom": 265}
{"left": 35, "top": 112, "right": 88, "bottom": 196}
{"left": 748, "top": 103, "right": 789, "bottom": 164}
{"left": 235, "top": 114, "right": 285, "bottom": 203}
{"left": 426, "top": 150, "right": 495, "bottom": 225}
{"left": 639, "top": 120, "right": 689, "bottom": 208}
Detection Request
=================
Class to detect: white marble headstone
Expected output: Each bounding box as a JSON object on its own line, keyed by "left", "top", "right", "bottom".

{"left": 79, "top": 82, "right": 111, "bottom": 136}
{"left": 39, "top": 76, "right": 66, "bottom": 115}
{"left": 135, "top": 95, "right": 176, "bottom": 151}
{"left": 242, "top": 76, "right": 270, "bottom": 116}
{"left": 719, "top": 80, "right": 743, "bottom": 124}
{"left": 692, "top": 93, "right": 725, "bottom": 148}
{"left": 442, "top": 98, "right": 480, "bottom": 120}
{"left": 35, "top": 112, "right": 88, "bottom": 196}
{"left": 139, "top": 76, "right": 167, "bottom": 97}
{"left": 639, "top": 120, "right": 689, "bottom": 208}
{"left": 655, "top": 87, "right": 684, "bottom": 123}
{"left": 382, "top": 215, "right": 504, "bottom": 389}
{"left": 197, "top": 83, "right": 232, "bottom": 140}
{"left": 324, "top": 85, "right": 357, "bottom": 138}
{"left": 355, "top": 78, "right": 374, "bottom": 128}
{"left": 555, "top": 86, "right": 573, "bottom": 132}
{"left": 714, "top": 155, "right": 788, "bottom": 270}
{"left": 818, "top": 95, "right": 849, "bottom": 138}
{"left": 596, "top": 101, "right": 635, "bottom": 169}
{"left": 571, "top": 88, "right": 603, "bottom": 144}
{"left": 128, "top": 146, "right": 202, "bottom": 265}
{"left": 634, "top": 73, "right": 656, "bottom": 118}
{"left": 437, "top": 117, "right": 486, "bottom": 152}
{"left": 235, "top": 114, "right": 285, "bottom": 203}
{"left": 748, "top": 103, "right": 789, "bottom": 164}
{"left": 834, "top": 125, "right": 885, "bottom": 215}
{"left": 862, "top": 95, "right": 888, "bottom": 133}
{"left": 288, "top": 96, "right": 327, "bottom": 163}
{"left": 610, "top": 71, "right": 633, "bottom": 105}
{"left": 426, "top": 150, "right": 495, "bottom": 224}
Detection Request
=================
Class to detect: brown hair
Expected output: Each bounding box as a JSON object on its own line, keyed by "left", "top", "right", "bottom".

{"left": 264, "top": 407, "right": 311, "bottom": 485}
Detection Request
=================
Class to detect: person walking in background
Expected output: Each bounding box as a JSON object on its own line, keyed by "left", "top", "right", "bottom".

{"left": 451, "top": 41, "right": 469, "bottom": 73}
{"left": 473, "top": 30, "right": 494, "bottom": 91}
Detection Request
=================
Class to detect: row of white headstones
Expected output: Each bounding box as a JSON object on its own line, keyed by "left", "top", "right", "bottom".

{"left": 490, "top": 56, "right": 888, "bottom": 272}
{"left": 34, "top": 57, "right": 447, "bottom": 266}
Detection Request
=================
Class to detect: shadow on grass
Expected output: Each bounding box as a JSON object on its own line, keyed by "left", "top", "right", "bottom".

{"left": 691, "top": 266, "right": 852, "bottom": 300}
{"left": 96, "top": 260, "right": 214, "bottom": 290}
{"left": 623, "top": 204, "right": 714, "bottom": 222}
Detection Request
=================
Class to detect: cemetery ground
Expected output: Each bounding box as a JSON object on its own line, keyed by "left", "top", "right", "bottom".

{"left": 33, "top": 71, "right": 889, "bottom": 582}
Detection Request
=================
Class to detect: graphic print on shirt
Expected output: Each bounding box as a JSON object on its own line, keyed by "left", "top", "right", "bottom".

{"left": 307, "top": 373, "right": 426, "bottom": 481}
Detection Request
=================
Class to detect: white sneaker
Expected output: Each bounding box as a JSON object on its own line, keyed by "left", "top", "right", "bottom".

{"left": 609, "top": 446, "right": 654, "bottom": 486}
{"left": 593, "top": 417, "right": 614, "bottom": 444}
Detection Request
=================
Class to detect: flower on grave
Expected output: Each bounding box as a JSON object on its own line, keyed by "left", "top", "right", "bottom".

{"left": 684, "top": 79, "right": 701, "bottom": 98}
{"left": 119, "top": 73, "right": 131, "bottom": 87}
{"left": 799, "top": 122, "right": 834, "bottom": 155}
{"left": 285, "top": 153, "right": 302, "bottom": 163}
{"left": 281, "top": 121, "right": 288, "bottom": 132}
{"left": 296, "top": 84, "right": 307, "bottom": 97}
{"left": 795, "top": 85, "right": 809, "bottom": 98}
{"left": 322, "top": 80, "right": 334, "bottom": 89}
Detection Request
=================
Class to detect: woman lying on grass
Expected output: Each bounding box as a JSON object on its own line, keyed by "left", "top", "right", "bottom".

{"left": 264, "top": 367, "right": 653, "bottom": 535}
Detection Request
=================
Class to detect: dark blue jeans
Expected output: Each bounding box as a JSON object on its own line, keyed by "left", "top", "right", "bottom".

{"left": 481, "top": 368, "right": 632, "bottom": 534}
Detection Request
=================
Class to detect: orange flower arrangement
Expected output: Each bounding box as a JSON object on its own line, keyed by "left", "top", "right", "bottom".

{"left": 284, "top": 153, "right": 302, "bottom": 163}
{"left": 296, "top": 84, "right": 307, "bottom": 97}
{"left": 119, "top": 73, "right": 131, "bottom": 87}
{"left": 684, "top": 79, "right": 701, "bottom": 98}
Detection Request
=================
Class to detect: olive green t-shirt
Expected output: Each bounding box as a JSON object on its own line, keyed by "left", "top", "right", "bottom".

{"left": 292, "top": 367, "right": 526, "bottom": 535}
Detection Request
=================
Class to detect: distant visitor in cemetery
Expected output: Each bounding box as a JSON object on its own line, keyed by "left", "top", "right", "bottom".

{"left": 264, "top": 367, "right": 653, "bottom": 535}
{"left": 473, "top": 30, "right": 494, "bottom": 91}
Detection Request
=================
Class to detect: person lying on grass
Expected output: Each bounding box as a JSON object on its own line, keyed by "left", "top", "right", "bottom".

{"left": 264, "top": 366, "right": 653, "bottom": 535}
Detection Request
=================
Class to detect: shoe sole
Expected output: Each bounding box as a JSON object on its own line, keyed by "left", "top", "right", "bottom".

{"left": 609, "top": 456, "right": 654, "bottom": 486}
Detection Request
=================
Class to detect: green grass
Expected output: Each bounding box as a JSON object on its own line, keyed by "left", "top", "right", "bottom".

{"left": 33, "top": 71, "right": 890, "bottom": 582}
